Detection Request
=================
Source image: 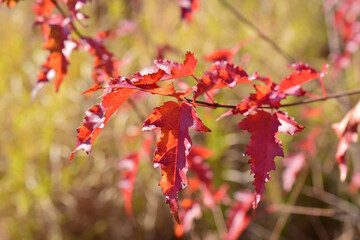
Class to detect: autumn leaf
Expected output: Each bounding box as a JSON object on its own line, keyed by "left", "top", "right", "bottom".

{"left": 32, "top": 16, "right": 77, "bottom": 98}
{"left": 80, "top": 36, "right": 120, "bottom": 88}
{"left": 194, "top": 61, "right": 251, "bottom": 100}
{"left": 332, "top": 100, "right": 360, "bottom": 181}
{"left": 70, "top": 87, "right": 136, "bottom": 161}
{"left": 204, "top": 39, "right": 253, "bottom": 63}
{"left": 133, "top": 52, "right": 197, "bottom": 85}
{"left": 118, "top": 153, "right": 139, "bottom": 218}
{"left": 238, "top": 110, "right": 303, "bottom": 208}
{"left": 33, "top": 0, "right": 55, "bottom": 20}
{"left": 278, "top": 63, "right": 328, "bottom": 96}
{"left": 223, "top": 191, "right": 254, "bottom": 240}
{"left": 187, "top": 146, "right": 213, "bottom": 186}
{"left": 282, "top": 153, "right": 306, "bottom": 192}
{"left": 178, "top": 0, "right": 201, "bottom": 22}
{"left": 174, "top": 199, "right": 202, "bottom": 238}
{"left": 0, "top": 0, "right": 19, "bottom": 7}
{"left": 142, "top": 101, "right": 210, "bottom": 223}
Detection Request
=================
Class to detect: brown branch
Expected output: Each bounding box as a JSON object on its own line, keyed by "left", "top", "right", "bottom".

{"left": 186, "top": 88, "right": 360, "bottom": 110}
{"left": 217, "top": 0, "right": 297, "bottom": 64}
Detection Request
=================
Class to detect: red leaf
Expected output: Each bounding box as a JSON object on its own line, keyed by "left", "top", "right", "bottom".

{"left": 174, "top": 199, "right": 202, "bottom": 238}
{"left": 70, "top": 87, "right": 135, "bottom": 161}
{"left": 278, "top": 63, "right": 328, "bottom": 94}
{"left": 204, "top": 39, "right": 253, "bottom": 63}
{"left": 332, "top": 100, "right": 360, "bottom": 181}
{"left": 223, "top": 191, "right": 254, "bottom": 240}
{"left": 282, "top": 153, "right": 306, "bottom": 192}
{"left": 118, "top": 153, "right": 139, "bottom": 218}
{"left": 187, "top": 146, "right": 213, "bottom": 186}
{"left": 80, "top": 36, "right": 121, "bottom": 87}
{"left": 33, "top": 0, "right": 55, "bottom": 20}
{"left": 194, "top": 61, "right": 251, "bottom": 99}
{"left": 238, "top": 110, "right": 303, "bottom": 208}
{"left": 179, "top": 0, "right": 201, "bottom": 22}
{"left": 32, "top": 16, "right": 77, "bottom": 97}
{"left": 142, "top": 101, "right": 210, "bottom": 223}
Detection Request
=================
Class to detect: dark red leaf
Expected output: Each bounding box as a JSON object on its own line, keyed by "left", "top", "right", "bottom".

{"left": 238, "top": 110, "right": 303, "bottom": 208}
{"left": 179, "top": 0, "right": 201, "bottom": 22}
{"left": 194, "top": 61, "right": 251, "bottom": 99}
{"left": 118, "top": 153, "right": 139, "bottom": 217}
{"left": 142, "top": 101, "right": 210, "bottom": 223}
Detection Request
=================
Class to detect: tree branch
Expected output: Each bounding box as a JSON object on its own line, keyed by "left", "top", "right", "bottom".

{"left": 217, "top": 0, "right": 297, "bottom": 64}
{"left": 185, "top": 88, "right": 360, "bottom": 109}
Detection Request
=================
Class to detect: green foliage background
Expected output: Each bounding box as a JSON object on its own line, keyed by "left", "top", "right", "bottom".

{"left": 0, "top": 0, "right": 359, "bottom": 239}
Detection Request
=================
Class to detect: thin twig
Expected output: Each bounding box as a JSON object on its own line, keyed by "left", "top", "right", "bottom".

{"left": 186, "top": 88, "right": 360, "bottom": 110}
{"left": 218, "top": 0, "right": 297, "bottom": 63}
{"left": 50, "top": 0, "right": 84, "bottom": 38}
{"left": 268, "top": 204, "right": 339, "bottom": 217}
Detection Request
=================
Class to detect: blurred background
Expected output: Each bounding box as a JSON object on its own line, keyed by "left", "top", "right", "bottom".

{"left": 0, "top": 0, "right": 360, "bottom": 239}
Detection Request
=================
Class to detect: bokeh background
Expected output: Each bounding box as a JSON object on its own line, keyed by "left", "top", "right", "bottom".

{"left": 0, "top": 0, "right": 360, "bottom": 239}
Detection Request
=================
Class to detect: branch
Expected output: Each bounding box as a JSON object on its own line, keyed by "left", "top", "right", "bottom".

{"left": 50, "top": 0, "right": 84, "bottom": 38}
{"left": 186, "top": 88, "right": 360, "bottom": 109}
{"left": 217, "top": 0, "right": 297, "bottom": 64}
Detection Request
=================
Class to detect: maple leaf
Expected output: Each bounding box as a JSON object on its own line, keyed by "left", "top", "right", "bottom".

{"left": 204, "top": 39, "right": 253, "bottom": 63}
{"left": 32, "top": 16, "right": 77, "bottom": 98}
{"left": 174, "top": 199, "right": 202, "bottom": 238}
{"left": 0, "top": 0, "right": 19, "bottom": 7}
{"left": 33, "top": 0, "right": 55, "bottom": 21}
{"left": 118, "top": 153, "right": 139, "bottom": 218}
{"left": 142, "top": 101, "right": 210, "bottom": 223}
{"left": 187, "top": 146, "right": 213, "bottom": 186}
{"left": 133, "top": 52, "right": 197, "bottom": 85}
{"left": 332, "top": 100, "right": 360, "bottom": 181}
{"left": 223, "top": 191, "right": 254, "bottom": 240}
{"left": 194, "top": 61, "right": 251, "bottom": 100}
{"left": 278, "top": 63, "right": 328, "bottom": 96}
{"left": 80, "top": 36, "right": 120, "bottom": 88}
{"left": 238, "top": 110, "right": 303, "bottom": 208}
{"left": 282, "top": 153, "right": 306, "bottom": 192}
{"left": 178, "top": 0, "right": 200, "bottom": 22}
{"left": 70, "top": 87, "right": 136, "bottom": 161}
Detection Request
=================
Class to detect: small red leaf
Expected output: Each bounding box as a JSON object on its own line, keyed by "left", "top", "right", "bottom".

{"left": 194, "top": 61, "right": 251, "bottom": 99}
{"left": 179, "top": 0, "right": 201, "bottom": 22}
{"left": 282, "top": 153, "right": 306, "bottom": 192}
{"left": 70, "top": 88, "right": 135, "bottom": 161}
{"left": 174, "top": 199, "right": 202, "bottom": 237}
{"left": 332, "top": 101, "right": 360, "bottom": 181}
{"left": 223, "top": 191, "right": 254, "bottom": 240}
{"left": 278, "top": 63, "right": 328, "bottom": 94}
{"left": 118, "top": 153, "right": 139, "bottom": 217}
{"left": 142, "top": 101, "right": 210, "bottom": 223}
